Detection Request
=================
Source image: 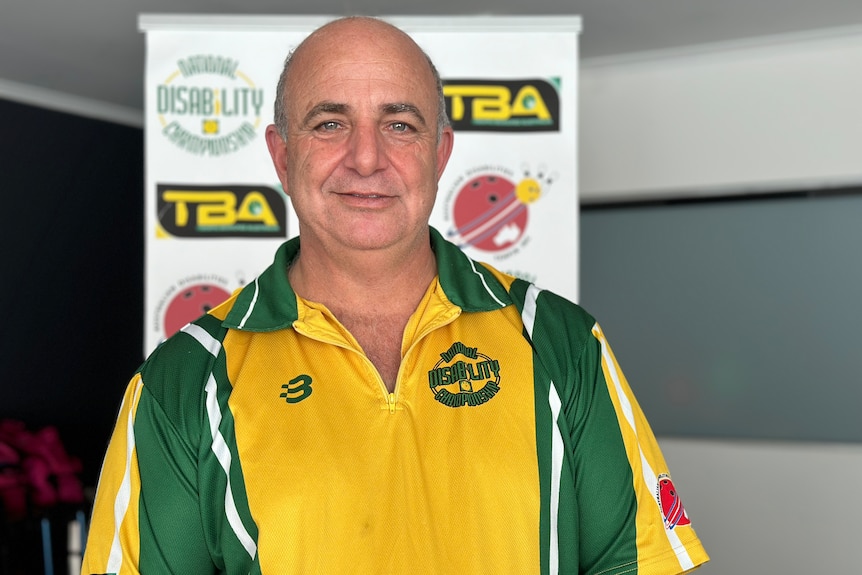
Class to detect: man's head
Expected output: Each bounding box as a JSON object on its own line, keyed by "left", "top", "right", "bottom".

{"left": 272, "top": 17, "right": 450, "bottom": 142}
{"left": 264, "top": 17, "right": 455, "bottom": 255}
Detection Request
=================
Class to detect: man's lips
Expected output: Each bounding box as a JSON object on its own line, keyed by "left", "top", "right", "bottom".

{"left": 336, "top": 191, "right": 394, "bottom": 199}
{"left": 334, "top": 191, "right": 396, "bottom": 206}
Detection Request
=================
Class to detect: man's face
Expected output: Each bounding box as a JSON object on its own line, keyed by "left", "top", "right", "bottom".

{"left": 267, "top": 20, "right": 454, "bottom": 254}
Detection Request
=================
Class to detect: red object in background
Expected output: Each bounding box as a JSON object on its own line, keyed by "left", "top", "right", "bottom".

{"left": 163, "top": 283, "right": 232, "bottom": 338}
{"left": 0, "top": 420, "right": 84, "bottom": 522}
{"left": 451, "top": 174, "right": 528, "bottom": 252}
{"left": 0, "top": 440, "right": 26, "bottom": 520}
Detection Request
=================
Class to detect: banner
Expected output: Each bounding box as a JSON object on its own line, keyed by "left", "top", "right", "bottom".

{"left": 139, "top": 14, "right": 581, "bottom": 354}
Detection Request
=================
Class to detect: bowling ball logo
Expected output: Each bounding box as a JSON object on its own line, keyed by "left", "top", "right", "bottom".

{"left": 163, "top": 283, "right": 231, "bottom": 338}
{"left": 448, "top": 172, "right": 546, "bottom": 252}
{"left": 656, "top": 474, "right": 691, "bottom": 530}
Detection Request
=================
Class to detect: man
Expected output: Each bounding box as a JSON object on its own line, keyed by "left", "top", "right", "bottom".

{"left": 82, "top": 16, "right": 708, "bottom": 574}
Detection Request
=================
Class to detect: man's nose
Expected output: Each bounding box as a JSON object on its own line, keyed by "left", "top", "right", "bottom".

{"left": 345, "top": 123, "right": 388, "bottom": 176}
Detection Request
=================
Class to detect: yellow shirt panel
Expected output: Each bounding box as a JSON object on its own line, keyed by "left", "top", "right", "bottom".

{"left": 225, "top": 286, "right": 540, "bottom": 574}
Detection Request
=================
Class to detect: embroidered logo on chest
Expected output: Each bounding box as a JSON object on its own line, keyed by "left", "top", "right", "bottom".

{"left": 428, "top": 342, "right": 501, "bottom": 408}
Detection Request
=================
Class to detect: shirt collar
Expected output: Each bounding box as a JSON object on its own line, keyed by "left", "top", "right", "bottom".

{"left": 222, "top": 226, "right": 511, "bottom": 332}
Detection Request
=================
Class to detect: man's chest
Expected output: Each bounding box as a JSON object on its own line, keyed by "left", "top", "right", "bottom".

{"left": 217, "top": 319, "right": 547, "bottom": 572}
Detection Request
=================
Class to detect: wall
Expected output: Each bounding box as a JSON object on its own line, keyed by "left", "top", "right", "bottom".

{"left": 579, "top": 26, "right": 862, "bottom": 573}
{"left": 579, "top": 197, "right": 862, "bottom": 573}
{"left": 661, "top": 437, "right": 861, "bottom": 573}
{"left": 580, "top": 25, "right": 862, "bottom": 203}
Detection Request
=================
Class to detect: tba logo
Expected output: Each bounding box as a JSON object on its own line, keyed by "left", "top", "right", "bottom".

{"left": 428, "top": 342, "right": 501, "bottom": 408}
{"left": 156, "top": 54, "right": 264, "bottom": 156}
{"left": 443, "top": 78, "right": 561, "bottom": 132}
{"left": 446, "top": 167, "right": 551, "bottom": 253}
{"left": 157, "top": 183, "right": 287, "bottom": 238}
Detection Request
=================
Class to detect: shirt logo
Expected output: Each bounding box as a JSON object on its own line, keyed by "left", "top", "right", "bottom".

{"left": 428, "top": 342, "right": 501, "bottom": 408}
{"left": 656, "top": 474, "right": 691, "bottom": 529}
{"left": 280, "top": 374, "right": 313, "bottom": 403}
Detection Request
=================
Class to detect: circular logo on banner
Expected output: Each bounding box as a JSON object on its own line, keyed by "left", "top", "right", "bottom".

{"left": 156, "top": 55, "right": 264, "bottom": 157}
{"left": 444, "top": 166, "right": 552, "bottom": 255}
{"left": 153, "top": 274, "right": 235, "bottom": 342}
{"left": 163, "top": 283, "right": 232, "bottom": 337}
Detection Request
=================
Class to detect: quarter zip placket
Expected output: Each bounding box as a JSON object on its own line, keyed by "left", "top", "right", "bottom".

{"left": 294, "top": 286, "right": 463, "bottom": 414}
{"left": 388, "top": 306, "right": 461, "bottom": 413}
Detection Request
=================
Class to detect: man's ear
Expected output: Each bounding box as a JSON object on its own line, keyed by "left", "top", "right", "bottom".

{"left": 265, "top": 124, "right": 290, "bottom": 195}
{"left": 435, "top": 126, "right": 455, "bottom": 181}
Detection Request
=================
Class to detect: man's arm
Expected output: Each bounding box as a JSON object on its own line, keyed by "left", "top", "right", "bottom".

{"left": 81, "top": 373, "right": 216, "bottom": 574}
{"left": 567, "top": 324, "right": 709, "bottom": 574}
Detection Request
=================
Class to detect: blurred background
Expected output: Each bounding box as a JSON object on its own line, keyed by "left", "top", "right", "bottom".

{"left": 2, "top": 0, "right": 862, "bottom": 573}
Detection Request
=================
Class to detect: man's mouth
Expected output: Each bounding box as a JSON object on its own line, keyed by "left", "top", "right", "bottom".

{"left": 343, "top": 192, "right": 389, "bottom": 199}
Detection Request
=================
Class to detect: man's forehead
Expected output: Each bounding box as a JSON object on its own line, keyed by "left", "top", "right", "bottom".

{"left": 293, "top": 48, "right": 430, "bottom": 83}
{"left": 290, "top": 74, "right": 432, "bottom": 106}
{"left": 287, "top": 56, "right": 435, "bottom": 112}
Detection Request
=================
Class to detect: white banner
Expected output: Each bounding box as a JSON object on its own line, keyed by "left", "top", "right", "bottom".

{"left": 139, "top": 14, "right": 581, "bottom": 354}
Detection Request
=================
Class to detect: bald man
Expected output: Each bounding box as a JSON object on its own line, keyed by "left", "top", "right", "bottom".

{"left": 83, "top": 17, "right": 708, "bottom": 575}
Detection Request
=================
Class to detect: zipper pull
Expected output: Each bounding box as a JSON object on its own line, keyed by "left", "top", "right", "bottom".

{"left": 388, "top": 393, "right": 397, "bottom": 414}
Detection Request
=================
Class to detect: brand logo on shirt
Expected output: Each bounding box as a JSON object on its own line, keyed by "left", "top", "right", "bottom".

{"left": 428, "top": 342, "right": 501, "bottom": 408}
{"left": 280, "top": 374, "right": 313, "bottom": 403}
{"left": 656, "top": 474, "right": 691, "bottom": 530}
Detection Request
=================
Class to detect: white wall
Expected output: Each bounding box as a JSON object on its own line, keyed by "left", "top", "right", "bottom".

{"left": 580, "top": 26, "right": 862, "bottom": 203}
{"left": 661, "top": 438, "right": 862, "bottom": 573}
{"left": 580, "top": 27, "right": 862, "bottom": 573}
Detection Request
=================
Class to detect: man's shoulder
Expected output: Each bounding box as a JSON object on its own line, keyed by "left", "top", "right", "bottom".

{"left": 475, "top": 261, "right": 595, "bottom": 331}
{"left": 475, "top": 265, "right": 600, "bottom": 383}
{"left": 138, "top": 312, "right": 230, "bottom": 406}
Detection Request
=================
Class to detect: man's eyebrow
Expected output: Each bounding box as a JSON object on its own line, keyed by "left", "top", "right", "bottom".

{"left": 301, "top": 102, "right": 428, "bottom": 127}
{"left": 382, "top": 103, "right": 427, "bottom": 127}
{"left": 302, "top": 102, "right": 349, "bottom": 126}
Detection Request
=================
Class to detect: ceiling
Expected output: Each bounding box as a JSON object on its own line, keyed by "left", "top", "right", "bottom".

{"left": 4, "top": 0, "right": 862, "bottom": 118}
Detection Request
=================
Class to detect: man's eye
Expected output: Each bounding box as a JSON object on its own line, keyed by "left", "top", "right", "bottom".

{"left": 318, "top": 121, "right": 340, "bottom": 131}
{"left": 391, "top": 122, "right": 411, "bottom": 133}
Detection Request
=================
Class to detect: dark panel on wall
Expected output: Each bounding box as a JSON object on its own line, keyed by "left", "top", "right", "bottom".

{"left": 580, "top": 192, "right": 862, "bottom": 443}
{"left": 0, "top": 98, "right": 144, "bottom": 490}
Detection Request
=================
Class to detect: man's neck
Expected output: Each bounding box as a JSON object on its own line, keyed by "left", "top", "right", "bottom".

{"left": 287, "top": 235, "right": 437, "bottom": 319}
{"left": 287, "top": 236, "right": 437, "bottom": 393}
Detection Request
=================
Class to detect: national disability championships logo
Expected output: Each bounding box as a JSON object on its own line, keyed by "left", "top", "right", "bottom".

{"left": 156, "top": 55, "right": 264, "bottom": 156}
{"left": 428, "top": 342, "right": 501, "bottom": 408}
